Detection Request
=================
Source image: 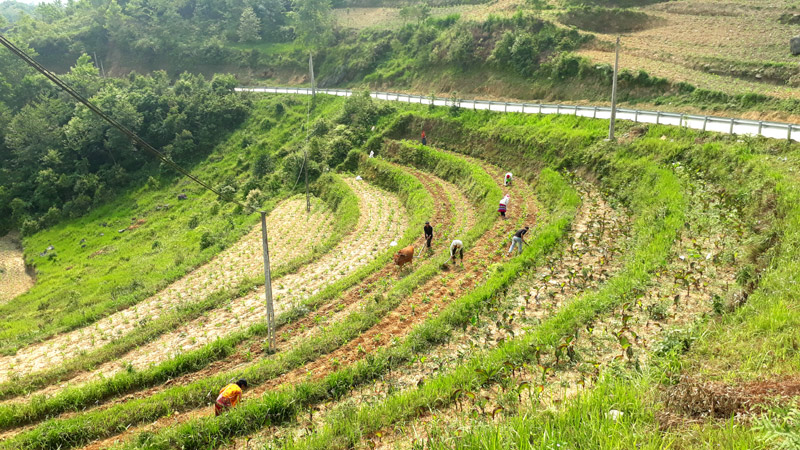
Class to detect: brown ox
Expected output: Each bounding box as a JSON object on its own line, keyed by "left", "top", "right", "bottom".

{"left": 393, "top": 246, "right": 414, "bottom": 268}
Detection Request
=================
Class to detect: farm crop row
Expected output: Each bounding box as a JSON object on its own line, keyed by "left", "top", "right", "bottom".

{"left": 106, "top": 148, "right": 562, "bottom": 450}
{"left": 0, "top": 154, "right": 430, "bottom": 450}
{"left": 0, "top": 175, "right": 360, "bottom": 430}
{"left": 271, "top": 132, "right": 685, "bottom": 449}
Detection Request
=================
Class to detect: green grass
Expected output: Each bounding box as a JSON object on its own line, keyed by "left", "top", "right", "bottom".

{"left": 0, "top": 173, "right": 360, "bottom": 430}
{"left": 110, "top": 165, "right": 578, "bottom": 450}
{"left": 0, "top": 95, "right": 332, "bottom": 356}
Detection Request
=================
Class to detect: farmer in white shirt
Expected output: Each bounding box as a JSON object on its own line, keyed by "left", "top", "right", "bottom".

{"left": 449, "top": 239, "right": 464, "bottom": 265}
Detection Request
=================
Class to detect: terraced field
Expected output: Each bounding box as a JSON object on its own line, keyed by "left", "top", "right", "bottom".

{"left": 4, "top": 93, "right": 800, "bottom": 449}
{"left": 0, "top": 198, "right": 334, "bottom": 384}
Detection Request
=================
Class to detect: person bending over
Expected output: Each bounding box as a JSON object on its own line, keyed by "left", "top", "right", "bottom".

{"left": 215, "top": 379, "right": 248, "bottom": 416}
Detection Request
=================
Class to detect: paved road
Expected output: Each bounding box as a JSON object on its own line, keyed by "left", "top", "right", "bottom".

{"left": 237, "top": 86, "right": 800, "bottom": 142}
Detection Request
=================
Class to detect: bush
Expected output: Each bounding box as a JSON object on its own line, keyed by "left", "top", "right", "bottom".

{"left": 20, "top": 218, "right": 40, "bottom": 237}
{"left": 187, "top": 215, "right": 200, "bottom": 230}
{"left": 199, "top": 230, "right": 214, "bottom": 250}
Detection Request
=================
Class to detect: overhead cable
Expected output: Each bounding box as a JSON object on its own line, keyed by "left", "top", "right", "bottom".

{"left": 0, "top": 34, "right": 260, "bottom": 214}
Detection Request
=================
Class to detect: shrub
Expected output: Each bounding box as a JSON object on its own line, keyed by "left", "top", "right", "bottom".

{"left": 199, "top": 230, "right": 214, "bottom": 250}
{"left": 20, "top": 218, "right": 40, "bottom": 236}
{"left": 187, "top": 215, "right": 200, "bottom": 230}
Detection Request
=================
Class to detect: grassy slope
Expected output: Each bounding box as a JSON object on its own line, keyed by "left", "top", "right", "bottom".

{"left": 359, "top": 101, "right": 800, "bottom": 446}
{"left": 231, "top": 0, "right": 800, "bottom": 122}
{"left": 0, "top": 94, "right": 336, "bottom": 355}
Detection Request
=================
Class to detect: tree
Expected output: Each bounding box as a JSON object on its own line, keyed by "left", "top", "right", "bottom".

{"left": 292, "top": 0, "right": 332, "bottom": 52}
{"left": 238, "top": 6, "right": 262, "bottom": 42}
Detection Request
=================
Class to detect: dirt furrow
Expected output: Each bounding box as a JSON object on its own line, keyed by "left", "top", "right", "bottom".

{"left": 220, "top": 156, "right": 537, "bottom": 449}
{"left": 370, "top": 177, "right": 745, "bottom": 449}
{"left": 0, "top": 231, "right": 34, "bottom": 304}
{"left": 76, "top": 167, "right": 469, "bottom": 450}
{"left": 238, "top": 177, "right": 628, "bottom": 449}
{"left": 249, "top": 158, "right": 522, "bottom": 398}
{"left": 0, "top": 198, "right": 334, "bottom": 384}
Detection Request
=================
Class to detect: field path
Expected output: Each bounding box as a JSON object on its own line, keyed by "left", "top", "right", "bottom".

{"left": 0, "top": 232, "right": 34, "bottom": 303}
{"left": 63, "top": 178, "right": 404, "bottom": 388}
{"left": 0, "top": 197, "right": 334, "bottom": 383}
{"left": 72, "top": 166, "right": 461, "bottom": 450}
{"left": 217, "top": 153, "right": 536, "bottom": 449}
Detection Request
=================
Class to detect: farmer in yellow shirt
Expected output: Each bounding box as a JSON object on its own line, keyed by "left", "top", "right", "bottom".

{"left": 214, "top": 379, "right": 248, "bottom": 416}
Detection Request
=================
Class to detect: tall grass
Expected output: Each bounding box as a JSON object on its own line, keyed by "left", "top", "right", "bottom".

{"left": 0, "top": 152, "right": 435, "bottom": 450}
{"left": 111, "top": 166, "right": 580, "bottom": 450}
{"left": 0, "top": 174, "right": 360, "bottom": 430}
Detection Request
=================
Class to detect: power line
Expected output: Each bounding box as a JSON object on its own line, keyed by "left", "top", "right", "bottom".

{"left": 0, "top": 34, "right": 280, "bottom": 350}
{"left": 0, "top": 34, "right": 260, "bottom": 214}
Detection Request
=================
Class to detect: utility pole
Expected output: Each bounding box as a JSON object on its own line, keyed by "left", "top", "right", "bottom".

{"left": 260, "top": 212, "right": 276, "bottom": 351}
{"left": 305, "top": 53, "right": 316, "bottom": 213}
{"left": 608, "top": 36, "right": 620, "bottom": 141}
{"left": 309, "top": 52, "right": 316, "bottom": 97}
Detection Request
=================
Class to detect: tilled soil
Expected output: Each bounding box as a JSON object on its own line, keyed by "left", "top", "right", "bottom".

{"left": 221, "top": 155, "right": 539, "bottom": 449}
{"left": 6, "top": 179, "right": 404, "bottom": 408}
{"left": 366, "top": 179, "right": 630, "bottom": 449}
{"left": 0, "top": 198, "right": 335, "bottom": 384}
{"left": 68, "top": 170, "right": 448, "bottom": 450}
{"left": 371, "top": 176, "right": 749, "bottom": 449}
{"left": 0, "top": 232, "right": 34, "bottom": 303}
{"left": 275, "top": 178, "right": 627, "bottom": 449}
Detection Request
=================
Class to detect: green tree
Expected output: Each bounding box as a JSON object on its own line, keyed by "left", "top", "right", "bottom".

{"left": 292, "top": 0, "right": 332, "bottom": 51}
{"left": 238, "top": 6, "right": 262, "bottom": 42}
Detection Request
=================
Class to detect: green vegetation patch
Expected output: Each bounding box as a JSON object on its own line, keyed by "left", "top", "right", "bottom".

{"left": 558, "top": 6, "right": 657, "bottom": 34}
{"left": 110, "top": 161, "right": 577, "bottom": 450}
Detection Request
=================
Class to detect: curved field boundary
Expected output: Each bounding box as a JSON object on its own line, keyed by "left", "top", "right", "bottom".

{"left": 0, "top": 198, "right": 334, "bottom": 385}
{"left": 109, "top": 164, "right": 578, "bottom": 450}
{"left": 266, "top": 147, "right": 686, "bottom": 450}
{"left": 71, "top": 177, "right": 405, "bottom": 383}
{"left": 0, "top": 167, "right": 433, "bottom": 450}
{"left": 224, "top": 162, "right": 606, "bottom": 449}
{"left": 0, "top": 232, "right": 34, "bottom": 303}
{"left": 239, "top": 177, "right": 629, "bottom": 449}
{"left": 104, "top": 144, "right": 532, "bottom": 449}
{"left": 238, "top": 87, "right": 800, "bottom": 142}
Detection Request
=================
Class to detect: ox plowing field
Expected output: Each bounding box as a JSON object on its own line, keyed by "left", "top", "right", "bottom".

{"left": 1, "top": 93, "right": 799, "bottom": 450}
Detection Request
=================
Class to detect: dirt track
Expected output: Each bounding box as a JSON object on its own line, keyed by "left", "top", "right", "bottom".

{"left": 0, "top": 232, "right": 34, "bottom": 304}
{"left": 73, "top": 164, "right": 465, "bottom": 450}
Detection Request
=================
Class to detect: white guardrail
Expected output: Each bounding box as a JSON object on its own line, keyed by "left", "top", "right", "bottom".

{"left": 236, "top": 86, "right": 800, "bottom": 142}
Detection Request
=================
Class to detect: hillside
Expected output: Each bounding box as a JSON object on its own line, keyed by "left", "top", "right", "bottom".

{"left": 3, "top": 0, "right": 800, "bottom": 121}
{"left": 1, "top": 0, "right": 800, "bottom": 449}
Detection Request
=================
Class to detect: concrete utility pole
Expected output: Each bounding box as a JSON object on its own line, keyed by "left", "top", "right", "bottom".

{"left": 608, "top": 36, "right": 621, "bottom": 141}
{"left": 305, "top": 53, "right": 315, "bottom": 213}
{"left": 309, "top": 52, "right": 316, "bottom": 97}
{"left": 260, "top": 212, "right": 276, "bottom": 351}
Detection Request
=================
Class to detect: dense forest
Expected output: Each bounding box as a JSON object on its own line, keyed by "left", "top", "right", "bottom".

{"left": 0, "top": 49, "right": 251, "bottom": 234}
